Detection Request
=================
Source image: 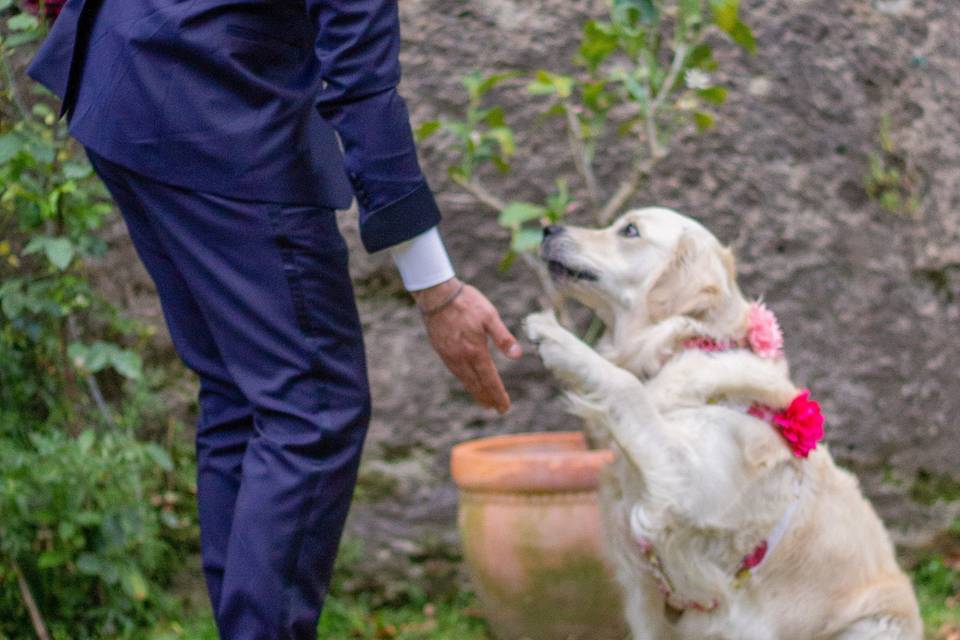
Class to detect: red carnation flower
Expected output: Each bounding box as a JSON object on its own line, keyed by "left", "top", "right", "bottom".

{"left": 22, "top": 0, "right": 65, "bottom": 22}
{"left": 773, "top": 390, "right": 825, "bottom": 458}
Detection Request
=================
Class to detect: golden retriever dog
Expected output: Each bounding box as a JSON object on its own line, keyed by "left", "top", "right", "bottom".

{"left": 524, "top": 207, "right": 921, "bottom": 639}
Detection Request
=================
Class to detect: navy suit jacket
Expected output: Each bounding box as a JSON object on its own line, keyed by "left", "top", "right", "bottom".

{"left": 27, "top": 0, "right": 441, "bottom": 253}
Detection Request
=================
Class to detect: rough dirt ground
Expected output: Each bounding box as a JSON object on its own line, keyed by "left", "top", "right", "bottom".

{"left": 90, "top": 0, "right": 960, "bottom": 595}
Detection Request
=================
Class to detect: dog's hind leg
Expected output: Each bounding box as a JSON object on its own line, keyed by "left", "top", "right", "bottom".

{"left": 827, "top": 616, "right": 920, "bottom": 640}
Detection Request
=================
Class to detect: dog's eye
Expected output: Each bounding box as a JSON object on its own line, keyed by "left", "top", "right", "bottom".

{"left": 619, "top": 223, "right": 640, "bottom": 238}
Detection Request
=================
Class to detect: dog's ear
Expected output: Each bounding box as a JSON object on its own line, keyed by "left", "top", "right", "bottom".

{"left": 645, "top": 232, "right": 726, "bottom": 322}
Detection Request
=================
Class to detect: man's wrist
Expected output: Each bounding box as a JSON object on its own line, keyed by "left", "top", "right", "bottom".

{"left": 411, "top": 276, "right": 461, "bottom": 311}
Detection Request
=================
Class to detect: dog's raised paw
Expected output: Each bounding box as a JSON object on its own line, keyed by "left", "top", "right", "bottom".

{"left": 523, "top": 310, "right": 561, "bottom": 344}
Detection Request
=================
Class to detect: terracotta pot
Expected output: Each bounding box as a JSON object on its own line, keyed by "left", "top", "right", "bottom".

{"left": 451, "top": 432, "right": 627, "bottom": 640}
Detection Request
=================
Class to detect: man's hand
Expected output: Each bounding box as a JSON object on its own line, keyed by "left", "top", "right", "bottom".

{"left": 412, "top": 277, "right": 522, "bottom": 414}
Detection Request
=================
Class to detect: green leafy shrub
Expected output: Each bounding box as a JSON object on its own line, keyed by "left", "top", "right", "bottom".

{"left": 911, "top": 553, "right": 960, "bottom": 637}
{"left": 417, "top": 0, "right": 756, "bottom": 316}
{"left": 0, "top": 428, "right": 196, "bottom": 639}
{"left": 1, "top": 6, "right": 199, "bottom": 637}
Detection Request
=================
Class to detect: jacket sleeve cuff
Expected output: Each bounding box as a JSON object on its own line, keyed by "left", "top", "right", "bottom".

{"left": 359, "top": 181, "right": 442, "bottom": 253}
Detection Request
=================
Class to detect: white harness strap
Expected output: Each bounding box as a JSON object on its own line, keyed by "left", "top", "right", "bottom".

{"left": 633, "top": 473, "right": 804, "bottom": 612}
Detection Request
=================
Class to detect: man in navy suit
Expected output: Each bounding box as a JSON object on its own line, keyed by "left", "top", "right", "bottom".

{"left": 27, "top": 1, "right": 522, "bottom": 637}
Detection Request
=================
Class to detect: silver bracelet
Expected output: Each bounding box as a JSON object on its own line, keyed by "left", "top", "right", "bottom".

{"left": 418, "top": 281, "right": 465, "bottom": 317}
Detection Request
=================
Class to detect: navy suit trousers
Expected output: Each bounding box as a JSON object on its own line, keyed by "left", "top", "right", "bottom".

{"left": 85, "top": 149, "right": 371, "bottom": 639}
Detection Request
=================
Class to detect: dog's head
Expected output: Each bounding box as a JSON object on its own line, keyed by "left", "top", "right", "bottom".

{"left": 540, "top": 207, "right": 746, "bottom": 331}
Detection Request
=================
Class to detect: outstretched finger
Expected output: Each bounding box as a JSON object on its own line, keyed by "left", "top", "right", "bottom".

{"left": 470, "top": 351, "right": 510, "bottom": 414}
{"left": 484, "top": 311, "right": 523, "bottom": 359}
{"left": 448, "top": 358, "right": 495, "bottom": 410}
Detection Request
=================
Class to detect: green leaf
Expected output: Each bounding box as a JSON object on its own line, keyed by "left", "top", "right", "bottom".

{"left": 143, "top": 443, "right": 173, "bottom": 472}
{"left": 487, "top": 126, "right": 515, "bottom": 157}
{"left": 76, "top": 553, "right": 102, "bottom": 576}
{"left": 697, "top": 86, "right": 728, "bottom": 104}
{"left": 414, "top": 120, "right": 441, "bottom": 142}
{"left": 482, "top": 106, "right": 506, "bottom": 128}
{"left": 578, "top": 20, "right": 618, "bottom": 71}
{"left": 614, "top": 0, "right": 658, "bottom": 24}
{"left": 38, "top": 549, "right": 68, "bottom": 569}
{"left": 7, "top": 13, "right": 39, "bottom": 32}
{"left": 462, "top": 71, "right": 515, "bottom": 100}
{"left": 23, "top": 236, "right": 74, "bottom": 270}
{"left": 710, "top": 0, "right": 739, "bottom": 33}
{"left": 0, "top": 0, "right": 14, "bottom": 11}
{"left": 75, "top": 511, "right": 102, "bottom": 526}
{"left": 729, "top": 20, "right": 757, "bottom": 54}
{"left": 617, "top": 71, "right": 648, "bottom": 103}
{"left": 62, "top": 161, "right": 93, "bottom": 180}
{"left": 3, "top": 29, "right": 43, "bottom": 48}
{"left": 109, "top": 348, "right": 143, "bottom": 380}
{"left": 490, "top": 156, "right": 511, "bottom": 173}
{"left": 511, "top": 228, "right": 544, "bottom": 253}
{"left": 497, "top": 202, "right": 546, "bottom": 228}
{"left": 686, "top": 43, "right": 718, "bottom": 72}
{"left": 68, "top": 341, "right": 109, "bottom": 373}
{"left": 498, "top": 249, "right": 517, "bottom": 272}
{"left": 122, "top": 570, "right": 149, "bottom": 601}
{"left": 76, "top": 430, "right": 95, "bottom": 456}
{"left": 0, "top": 133, "right": 24, "bottom": 164}
{"left": 477, "top": 72, "right": 516, "bottom": 97}
{"left": 679, "top": 0, "right": 702, "bottom": 23}
{"left": 694, "top": 111, "right": 716, "bottom": 131}
{"left": 527, "top": 71, "right": 573, "bottom": 99}
{"left": 581, "top": 80, "right": 612, "bottom": 113}
{"left": 44, "top": 238, "right": 74, "bottom": 271}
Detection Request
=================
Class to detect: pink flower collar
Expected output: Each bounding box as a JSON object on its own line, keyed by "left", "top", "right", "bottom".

{"left": 681, "top": 301, "right": 824, "bottom": 459}
{"left": 682, "top": 301, "right": 783, "bottom": 358}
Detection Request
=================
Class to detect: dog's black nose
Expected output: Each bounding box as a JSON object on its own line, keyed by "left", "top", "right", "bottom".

{"left": 542, "top": 225, "right": 564, "bottom": 238}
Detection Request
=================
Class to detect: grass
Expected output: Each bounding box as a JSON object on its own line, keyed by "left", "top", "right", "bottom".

{"left": 148, "top": 525, "right": 960, "bottom": 640}
{"left": 913, "top": 554, "right": 960, "bottom": 639}
{"left": 148, "top": 593, "right": 491, "bottom": 640}
{"left": 149, "top": 563, "right": 960, "bottom": 639}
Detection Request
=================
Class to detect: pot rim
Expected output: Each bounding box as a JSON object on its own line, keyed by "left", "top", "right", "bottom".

{"left": 451, "top": 431, "right": 614, "bottom": 494}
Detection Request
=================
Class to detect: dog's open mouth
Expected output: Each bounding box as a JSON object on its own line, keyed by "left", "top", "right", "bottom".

{"left": 547, "top": 259, "right": 599, "bottom": 282}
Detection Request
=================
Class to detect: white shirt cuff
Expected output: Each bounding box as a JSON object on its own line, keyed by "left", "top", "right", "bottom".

{"left": 389, "top": 226, "right": 456, "bottom": 291}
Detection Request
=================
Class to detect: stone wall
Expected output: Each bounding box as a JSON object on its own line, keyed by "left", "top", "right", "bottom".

{"left": 93, "top": 0, "right": 960, "bottom": 598}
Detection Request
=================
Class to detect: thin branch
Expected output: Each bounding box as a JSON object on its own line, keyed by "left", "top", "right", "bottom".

{"left": 0, "top": 52, "right": 29, "bottom": 121}
{"left": 520, "top": 252, "right": 570, "bottom": 323}
{"left": 66, "top": 314, "right": 116, "bottom": 431}
{"left": 650, "top": 43, "right": 688, "bottom": 116}
{"left": 596, "top": 156, "right": 656, "bottom": 225}
{"left": 596, "top": 43, "right": 688, "bottom": 225}
{"left": 563, "top": 104, "right": 601, "bottom": 208}
{"left": 11, "top": 557, "right": 51, "bottom": 640}
{"left": 451, "top": 175, "right": 506, "bottom": 212}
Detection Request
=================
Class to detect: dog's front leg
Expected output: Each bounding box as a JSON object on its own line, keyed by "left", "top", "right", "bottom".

{"left": 649, "top": 350, "right": 798, "bottom": 410}
{"left": 525, "top": 312, "right": 682, "bottom": 503}
{"left": 525, "top": 311, "right": 643, "bottom": 397}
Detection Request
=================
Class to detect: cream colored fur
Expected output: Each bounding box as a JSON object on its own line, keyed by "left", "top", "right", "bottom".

{"left": 524, "top": 207, "right": 921, "bottom": 639}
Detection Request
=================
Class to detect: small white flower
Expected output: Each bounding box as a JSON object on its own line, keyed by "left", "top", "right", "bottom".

{"left": 684, "top": 69, "right": 711, "bottom": 90}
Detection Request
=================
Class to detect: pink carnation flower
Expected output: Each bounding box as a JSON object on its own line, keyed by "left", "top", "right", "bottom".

{"left": 773, "top": 390, "right": 825, "bottom": 458}
{"left": 746, "top": 301, "right": 783, "bottom": 359}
